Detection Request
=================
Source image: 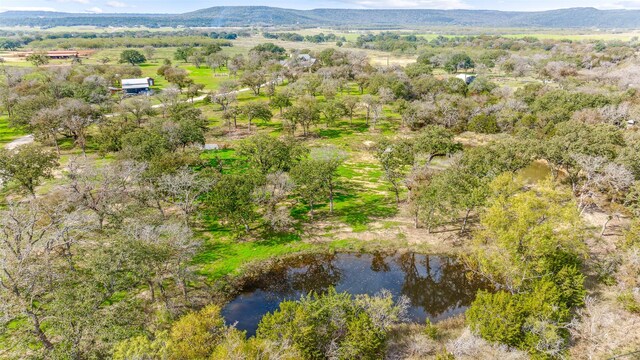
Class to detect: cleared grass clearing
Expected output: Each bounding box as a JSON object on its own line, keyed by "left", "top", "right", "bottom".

{"left": 0, "top": 116, "right": 27, "bottom": 146}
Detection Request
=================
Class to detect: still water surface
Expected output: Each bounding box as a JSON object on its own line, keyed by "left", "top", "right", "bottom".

{"left": 222, "top": 252, "right": 490, "bottom": 336}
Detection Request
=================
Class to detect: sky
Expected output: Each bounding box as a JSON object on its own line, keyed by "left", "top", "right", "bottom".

{"left": 2, "top": 0, "right": 640, "bottom": 14}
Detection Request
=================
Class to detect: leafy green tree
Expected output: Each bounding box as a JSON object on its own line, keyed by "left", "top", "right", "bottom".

{"left": 240, "top": 70, "right": 267, "bottom": 95}
{"left": 468, "top": 114, "right": 500, "bottom": 134}
{"left": 166, "top": 305, "right": 225, "bottom": 358}
{"left": 466, "top": 281, "right": 571, "bottom": 358}
{"left": 539, "top": 121, "right": 624, "bottom": 189}
{"left": 468, "top": 77, "right": 497, "bottom": 94}
{"left": 9, "top": 93, "right": 57, "bottom": 128}
{"left": 95, "top": 117, "right": 137, "bottom": 155}
{"left": 186, "top": 83, "right": 205, "bottom": 102}
{"left": 291, "top": 157, "right": 327, "bottom": 219}
{"left": 468, "top": 174, "right": 586, "bottom": 295}
{"left": 166, "top": 104, "right": 209, "bottom": 149}
{"left": 283, "top": 96, "right": 321, "bottom": 136}
{"left": 206, "top": 174, "right": 258, "bottom": 233}
{"left": 121, "top": 127, "right": 170, "bottom": 161}
{"left": 618, "top": 133, "right": 640, "bottom": 179}
{"left": 26, "top": 52, "right": 49, "bottom": 67}
{"left": 187, "top": 50, "right": 206, "bottom": 68}
{"left": 251, "top": 42, "right": 286, "bottom": 55}
{"left": 174, "top": 46, "right": 193, "bottom": 62}
{"left": 310, "top": 147, "right": 348, "bottom": 213}
{"left": 257, "top": 289, "right": 404, "bottom": 360}
{"left": 203, "top": 43, "right": 223, "bottom": 55}
{"left": 319, "top": 99, "right": 346, "bottom": 128}
{"left": 119, "top": 49, "right": 146, "bottom": 66}
{"left": 340, "top": 313, "right": 386, "bottom": 359}
{"left": 413, "top": 125, "right": 462, "bottom": 164}
{"left": 442, "top": 77, "right": 468, "bottom": 96}
{"left": 242, "top": 102, "right": 273, "bottom": 132}
{"left": 237, "top": 134, "right": 307, "bottom": 175}
{"left": 374, "top": 137, "right": 414, "bottom": 204}
{"left": 0, "top": 144, "right": 58, "bottom": 195}
{"left": 404, "top": 62, "right": 433, "bottom": 78}
{"left": 409, "top": 165, "right": 483, "bottom": 234}
{"left": 466, "top": 175, "right": 587, "bottom": 357}
{"left": 460, "top": 139, "right": 534, "bottom": 178}
{"left": 467, "top": 280, "right": 574, "bottom": 358}
{"left": 114, "top": 305, "right": 225, "bottom": 360}
{"left": 30, "top": 107, "right": 64, "bottom": 154}
{"left": 406, "top": 167, "right": 442, "bottom": 230}
{"left": 163, "top": 67, "right": 194, "bottom": 90}
{"left": 444, "top": 53, "right": 474, "bottom": 73}
{"left": 270, "top": 91, "right": 293, "bottom": 116}
{"left": 121, "top": 97, "right": 156, "bottom": 126}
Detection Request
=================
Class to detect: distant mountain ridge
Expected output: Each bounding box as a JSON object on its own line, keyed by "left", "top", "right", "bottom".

{"left": 1, "top": 6, "right": 640, "bottom": 28}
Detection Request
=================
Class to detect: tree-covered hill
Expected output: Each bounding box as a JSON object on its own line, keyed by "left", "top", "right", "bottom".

{"left": 3, "top": 6, "right": 640, "bottom": 28}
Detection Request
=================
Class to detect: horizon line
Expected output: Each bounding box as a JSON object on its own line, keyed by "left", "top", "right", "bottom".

{"left": 2, "top": 6, "right": 632, "bottom": 16}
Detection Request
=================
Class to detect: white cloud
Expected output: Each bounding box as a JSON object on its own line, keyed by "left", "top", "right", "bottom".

{"left": 53, "top": 0, "right": 91, "bottom": 3}
{"left": 337, "top": 0, "right": 471, "bottom": 9}
{"left": 84, "top": 6, "right": 103, "bottom": 13}
{"left": 598, "top": 1, "right": 640, "bottom": 9}
{"left": 106, "top": 1, "right": 129, "bottom": 7}
{"left": 0, "top": 6, "right": 58, "bottom": 11}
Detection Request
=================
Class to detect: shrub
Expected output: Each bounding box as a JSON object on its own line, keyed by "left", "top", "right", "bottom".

{"left": 467, "top": 280, "right": 572, "bottom": 358}
{"left": 424, "top": 319, "right": 440, "bottom": 340}
{"left": 257, "top": 288, "right": 406, "bottom": 359}
{"left": 468, "top": 114, "right": 500, "bottom": 134}
{"left": 617, "top": 292, "right": 640, "bottom": 314}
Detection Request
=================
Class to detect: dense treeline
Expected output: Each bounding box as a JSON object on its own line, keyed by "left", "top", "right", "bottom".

{"left": 263, "top": 31, "right": 346, "bottom": 44}
{"left": 0, "top": 29, "right": 241, "bottom": 50}
{"left": 26, "top": 36, "right": 232, "bottom": 50}
{"left": 354, "top": 32, "right": 640, "bottom": 54}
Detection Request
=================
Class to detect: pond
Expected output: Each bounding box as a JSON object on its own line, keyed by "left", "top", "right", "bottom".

{"left": 519, "top": 160, "right": 553, "bottom": 184}
{"left": 221, "top": 252, "right": 490, "bottom": 336}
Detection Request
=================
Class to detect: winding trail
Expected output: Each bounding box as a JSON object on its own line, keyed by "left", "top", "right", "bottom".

{"left": 4, "top": 134, "right": 34, "bottom": 150}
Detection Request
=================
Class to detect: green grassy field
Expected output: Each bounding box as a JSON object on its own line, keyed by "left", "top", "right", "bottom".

{"left": 0, "top": 116, "right": 26, "bottom": 145}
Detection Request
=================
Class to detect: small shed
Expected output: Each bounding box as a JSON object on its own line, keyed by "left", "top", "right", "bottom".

{"left": 18, "top": 50, "right": 93, "bottom": 59}
{"left": 121, "top": 77, "right": 154, "bottom": 94}
{"left": 456, "top": 73, "right": 476, "bottom": 85}
{"left": 280, "top": 54, "right": 317, "bottom": 69}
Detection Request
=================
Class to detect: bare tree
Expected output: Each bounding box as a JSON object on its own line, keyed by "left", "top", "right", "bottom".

{"left": 65, "top": 159, "right": 143, "bottom": 230}
{"left": 342, "top": 95, "right": 360, "bottom": 126}
{"left": 212, "top": 80, "right": 238, "bottom": 112}
{"left": 378, "top": 87, "right": 395, "bottom": 104}
{"left": 0, "top": 200, "right": 76, "bottom": 352}
{"left": 157, "top": 85, "right": 181, "bottom": 118}
{"left": 121, "top": 97, "right": 156, "bottom": 126}
{"left": 122, "top": 221, "right": 200, "bottom": 305}
{"left": 361, "top": 95, "right": 377, "bottom": 125}
{"left": 59, "top": 99, "right": 100, "bottom": 156}
{"left": 143, "top": 45, "right": 156, "bottom": 61}
{"left": 253, "top": 172, "right": 295, "bottom": 230}
{"left": 31, "top": 107, "right": 63, "bottom": 154}
{"left": 370, "top": 103, "right": 384, "bottom": 131}
{"left": 157, "top": 167, "right": 213, "bottom": 223}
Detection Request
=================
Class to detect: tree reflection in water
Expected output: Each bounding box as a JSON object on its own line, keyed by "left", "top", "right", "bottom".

{"left": 222, "top": 252, "right": 490, "bottom": 335}
{"left": 397, "top": 253, "right": 487, "bottom": 319}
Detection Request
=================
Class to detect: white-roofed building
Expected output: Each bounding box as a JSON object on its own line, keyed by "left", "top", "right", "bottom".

{"left": 455, "top": 74, "right": 476, "bottom": 85}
